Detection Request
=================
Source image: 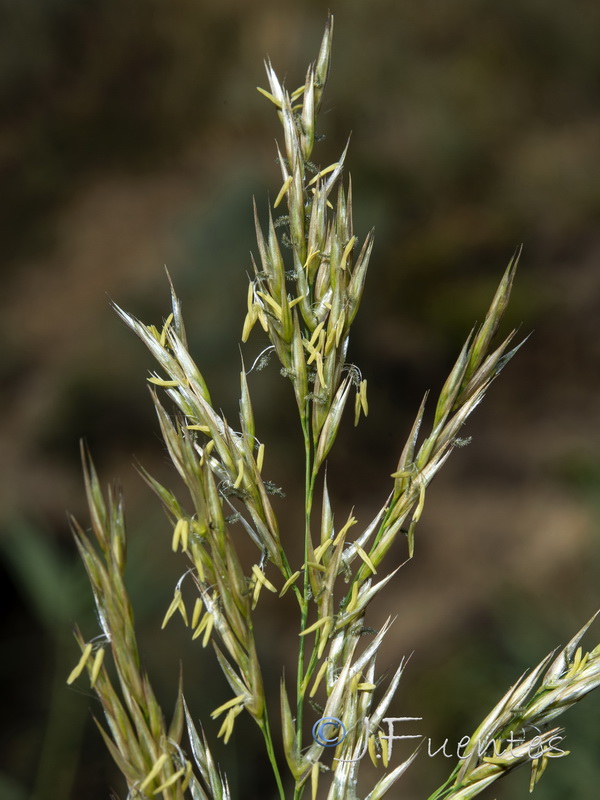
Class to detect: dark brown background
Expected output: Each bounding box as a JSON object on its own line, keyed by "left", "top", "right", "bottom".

{"left": 1, "top": 1, "right": 599, "bottom": 798}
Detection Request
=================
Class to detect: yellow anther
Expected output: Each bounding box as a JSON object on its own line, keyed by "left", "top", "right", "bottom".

{"left": 257, "top": 291, "right": 283, "bottom": 320}
{"left": 257, "top": 308, "right": 269, "bottom": 331}
{"left": 368, "top": 734, "right": 379, "bottom": 767}
{"left": 279, "top": 570, "right": 301, "bottom": 596}
{"left": 413, "top": 479, "right": 426, "bottom": 523}
{"left": 251, "top": 564, "right": 276, "bottom": 592}
{"left": 311, "top": 762, "right": 320, "bottom": 800}
{"left": 308, "top": 163, "right": 339, "bottom": 186}
{"left": 66, "top": 642, "right": 93, "bottom": 685}
{"left": 90, "top": 647, "right": 105, "bottom": 688}
{"left": 148, "top": 376, "right": 179, "bottom": 387}
{"left": 147, "top": 324, "right": 160, "bottom": 341}
{"left": 139, "top": 754, "right": 168, "bottom": 792}
{"left": 379, "top": 732, "right": 389, "bottom": 767}
{"left": 345, "top": 581, "right": 360, "bottom": 615}
{"left": 242, "top": 308, "right": 258, "bottom": 342}
{"left": 354, "top": 391, "right": 362, "bottom": 427}
{"left": 256, "top": 86, "right": 281, "bottom": 107}
{"left": 202, "top": 613, "right": 214, "bottom": 647}
{"left": 192, "top": 611, "right": 209, "bottom": 640}
{"left": 256, "top": 442, "right": 265, "bottom": 473}
{"left": 161, "top": 590, "right": 186, "bottom": 629}
{"left": 304, "top": 339, "right": 320, "bottom": 365}
{"left": 191, "top": 543, "right": 206, "bottom": 582}
{"left": 309, "top": 658, "right": 329, "bottom": 698}
{"left": 211, "top": 693, "right": 247, "bottom": 719}
{"left": 181, "top": 760, "right": 193, "bottom": 792}
{"left": 359, "top": 379, "right": 368, "bottom": 415}
{"left": 340, "top": 236, "right": 356, "bottom": 271}
{"left": 303, "top": 250, "right": 321, "bottom": 271}
{"left": 251, "top": 576, "right": 262, "bottom": 609}
{"left": 159, "top": 313, "right": 174, "bottom": 347}
{"left": 288, "top": 294, "right": 306, "bottom": 309}
{"left": 153, "top": 768, "right": 186, "bottom": 794}
{"left": 308, "top": 321, "right": 325, "bottom": 348}
{"left": 317, "top": 617, "right": 332, "bottom": 658}
{"left": 191, "top": 598, "right": 203, "bottom": 629}
{"left": 274, "top": 175, "right": 293, "bottom": 208}
{"left": 172, "top": 519, "right": 188, "bottom": 552}
{"left": 335, "top": 310, "right": 346, "bottom": 348}
{"left": 356, "top": 545, "right": 377, "bottom": 575}
{"left": 333, "top": 514, "right": 357, "bottom": 546}
{"left": 233, "top": 458, "right": 245, "bottom": 490}
{"left": 304, "top": 560, "right": 326, "bottom": 572}
{"left": 299, "top": 616, "right": 332, "bottom": 636}
{"left": 313, "top": 539, "right": 332, "bottom": 563}
{"left": 217, "top": 705, "right": 243, "bottom": 744}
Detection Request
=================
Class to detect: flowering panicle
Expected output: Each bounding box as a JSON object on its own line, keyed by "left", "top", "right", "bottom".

{"left": 68, "top": 13, "right": 600, "bottom": 800}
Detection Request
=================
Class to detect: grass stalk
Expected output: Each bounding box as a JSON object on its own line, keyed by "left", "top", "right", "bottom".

{"left": 297, "top": 417, "right": 316, "bottom": 751}
{"left": 67, "top": 13, "right": 600, "bottom": 800}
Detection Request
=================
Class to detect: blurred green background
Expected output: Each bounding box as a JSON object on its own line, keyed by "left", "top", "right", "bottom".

{"left": 1, "top": 1, "right": 599, "bottom": 798}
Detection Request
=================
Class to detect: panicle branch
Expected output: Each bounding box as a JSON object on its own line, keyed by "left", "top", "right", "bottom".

{"left": 69, "top": 445, "right": 227, "bottom": 799}
{"left": 429, "top": 613, "right": 600, "bottom": 799}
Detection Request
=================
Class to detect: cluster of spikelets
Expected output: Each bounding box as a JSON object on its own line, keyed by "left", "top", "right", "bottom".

{"left": 428, "top": 613, "right": 600, "bottom": 799}
{"left": 68, "top": 13, "right": 600, "bottom": 800}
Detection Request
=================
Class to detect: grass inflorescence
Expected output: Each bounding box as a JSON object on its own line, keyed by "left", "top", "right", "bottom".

{"left": 68, "top": 14, "right": 600, "bottom": 800}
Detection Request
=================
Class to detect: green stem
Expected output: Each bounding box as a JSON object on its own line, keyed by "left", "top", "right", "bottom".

{"left": 296, "top": 416, "right": 315, "bottom": 746}
{"left": 260, "top": 711, "right": 286, "bottom": 800}
{"left": 426, "top": 763, "right": 462, "bottom": 800}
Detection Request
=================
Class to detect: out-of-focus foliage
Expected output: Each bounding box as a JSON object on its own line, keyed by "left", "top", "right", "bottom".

{"left": 0, "top": 0, "right": 241, "bottom": 263}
